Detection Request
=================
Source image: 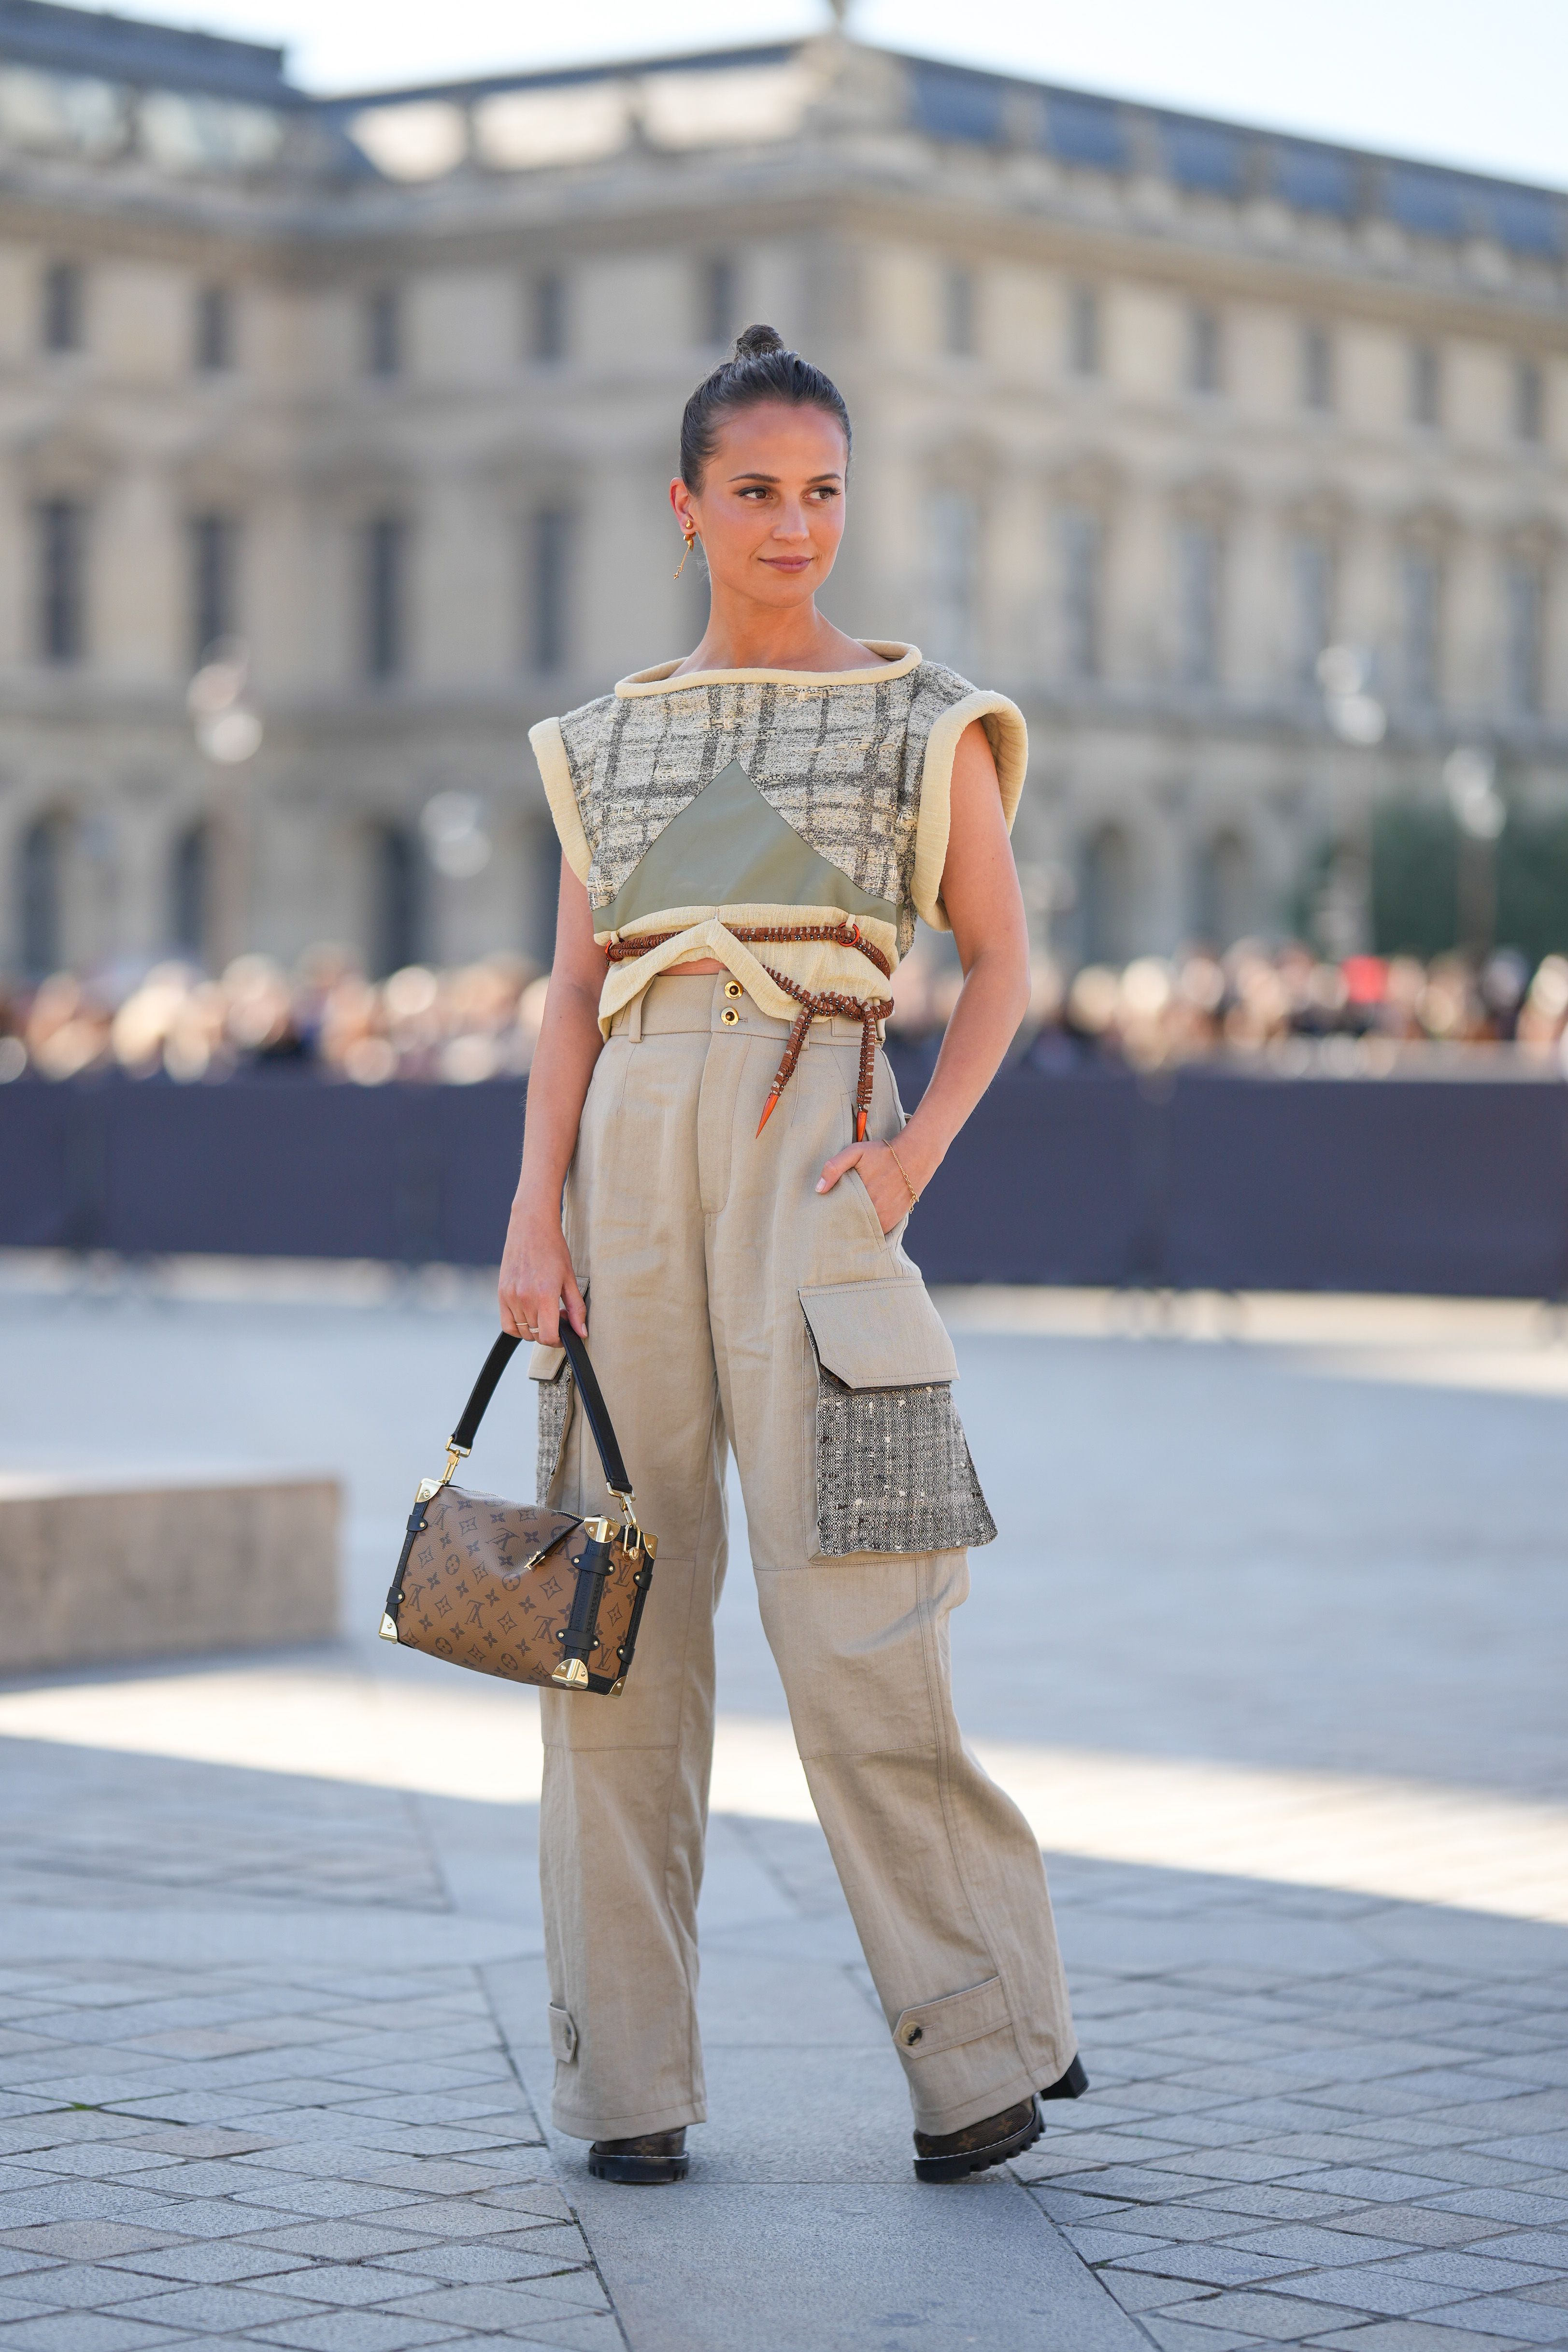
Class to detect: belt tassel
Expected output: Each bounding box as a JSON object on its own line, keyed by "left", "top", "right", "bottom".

{"left": 754, "top": 1009, "right": 813, "bottom": 1135}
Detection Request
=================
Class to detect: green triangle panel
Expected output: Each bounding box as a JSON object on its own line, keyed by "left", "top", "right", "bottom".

{"left": 601, "top": 759, "right": 897, "bottom": 934}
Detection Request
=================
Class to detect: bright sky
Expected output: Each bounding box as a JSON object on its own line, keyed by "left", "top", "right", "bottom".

{"left": 129, "top": 0, "right": 1567, "bottom": 190}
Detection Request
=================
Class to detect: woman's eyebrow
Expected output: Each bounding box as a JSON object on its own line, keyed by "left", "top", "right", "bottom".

{"left": 725, "top": 469, "right": 844, "bottom": 485}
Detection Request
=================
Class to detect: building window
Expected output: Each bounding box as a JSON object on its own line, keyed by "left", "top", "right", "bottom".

{"left": 941, "top": 264, "right": 976, "bottom": 357}
{"left": 42, "top": 260, "right": 83, "bottom": 353}
{"left": 1080, "top": 823, "right": 1133, "bottom": 965}
{"left": 1410, "top": 340, "right": 1441, "bottom": 428}
{"left": 700, "top": 256, "right": 735, "bottom": 349}
{"left": 1402, "top": 549, "right": 1442, "bottom": 708}
{"left": 530, "top": 269, "right": 566, "bottom": 362}
{"left": 170, "top": 819, "right": 212, "bottom": 962}
{"left": 369, "top": 820, "right": 421, "bottom": 977}
{"left": 364, "top": 515, "right": 405, "bottom": 679}
{"left": 926, "top": 486, "right": 980, "bottom": 675}
{"left": 1060, "top": 504, "right": 1102, "bottom": 682}
{"left": 1187, "top": 305, "right": 1222, "bottom": 395}
{"left": 189, "top": 513, "right": 237, "bottom": 666}
{"left": 37, "top": 498, "right": 85, "bottom": 665}
{"left": 19, "top": 813, "right": 67, "bottom": 977}
{"left": 529, "top": 507, "right": 573, "bottom": 673}
{"left": 1176, "top": 520, "right": 1222, "bottom": 687}
{"left": 194, "top": 284, "right": 233, "bottom": 372}
{"left": 1293, "top": 534, "right": 1334, "bottom": 690}
{"left": 1505, "top": 560, "right": 1545, "bottom": 716}
{"left": 366, "top": 285, "right": 401, "bottom": 378}
{"left": 1301, "top": 321, "right": 1334, "bottom": 413}
{"left": 1514, "top": 356, "right": 1545, "bottom": 444}
{"left": 1194, "top": 830, "right": 1252, "bottom": 951}
{"left": 1067, "top": 283, "right": 1099, "bottom": 377}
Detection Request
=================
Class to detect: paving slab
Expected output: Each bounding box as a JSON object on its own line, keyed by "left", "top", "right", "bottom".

{"left": 559, "top": 2178, "right": 1145, "bottom": 2352}
{"left": 3, "top": 1277, "right": 1568, "bottom": 2347}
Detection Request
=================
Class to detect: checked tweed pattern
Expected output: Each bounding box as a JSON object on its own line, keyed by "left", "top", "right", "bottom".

{"left": 393, "top": 1482, "right": 645, "bottom": 1693}
{"left": 556, "top": 660, "right": 981, "bottom": 955}
{"left": 813, "top": 1373, "right": 996, "bottom": 1559}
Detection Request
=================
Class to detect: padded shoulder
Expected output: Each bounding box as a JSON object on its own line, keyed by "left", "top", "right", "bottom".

{"left": 530, "top": 691, "right": 619, "bottom": 884}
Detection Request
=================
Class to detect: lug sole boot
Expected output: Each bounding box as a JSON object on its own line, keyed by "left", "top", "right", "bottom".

{"left": 587, "top": 2126, "right": 689, "bottom": 2184}
{"left": 912, "top": 2053, "right": 1088, "bottom": 2184}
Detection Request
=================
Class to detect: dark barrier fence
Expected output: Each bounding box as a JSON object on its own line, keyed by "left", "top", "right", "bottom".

{"left": 5, "top": 1056, "right": 1568, "bottom": 1298}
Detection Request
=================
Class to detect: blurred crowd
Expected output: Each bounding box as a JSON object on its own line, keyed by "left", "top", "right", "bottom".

{"left": 3, "top": 938, "right": 1568, "bottom": 1086}
{"left": 0, "top": 950, "right": 548, "bottom": 1087}
{"left": 894, "top": 940, "right": 1568, "bottom": 1072}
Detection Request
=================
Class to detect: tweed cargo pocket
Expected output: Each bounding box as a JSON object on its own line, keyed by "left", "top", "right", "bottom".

{"left": 529, "top": 1341, "right": 572, "bottom": 1504}
{"left": 800, "top": 1277, "right": 996, "bottom": 1558}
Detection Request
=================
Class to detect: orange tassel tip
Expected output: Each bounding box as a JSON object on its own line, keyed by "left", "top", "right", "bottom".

{"left": 756, "top": 1090, "right": 782, "bottom": 1137}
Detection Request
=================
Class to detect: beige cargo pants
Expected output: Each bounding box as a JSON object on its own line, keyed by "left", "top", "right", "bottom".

{"left": 531, "top": 971, "right": 1076, "bottom": 2143}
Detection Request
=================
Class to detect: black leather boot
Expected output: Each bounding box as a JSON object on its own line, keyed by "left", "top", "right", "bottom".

{"left": 912, "top": 2053, "right": 1087, "bottom": 2184}
{"left": 587, "top": 2126, "right": 689, "bottom": 2184}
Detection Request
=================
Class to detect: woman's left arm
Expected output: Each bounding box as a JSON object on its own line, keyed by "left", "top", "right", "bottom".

{"left": 817, "top": 717, "right": 1030, "bottom": 1231}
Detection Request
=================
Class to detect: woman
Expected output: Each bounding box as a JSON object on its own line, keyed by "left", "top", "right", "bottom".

{"left": 500, "top": 325, "right": 1083, "bottom": 2187}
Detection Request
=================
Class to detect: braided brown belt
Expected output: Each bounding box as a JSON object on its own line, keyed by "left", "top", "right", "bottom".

{"left": 603, "top": 920, "right": 895, "bottom": 1140}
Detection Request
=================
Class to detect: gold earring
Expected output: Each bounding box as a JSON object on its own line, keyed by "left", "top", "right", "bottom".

{"left": 674, "top": 525, "right": 697, "bottom": 580}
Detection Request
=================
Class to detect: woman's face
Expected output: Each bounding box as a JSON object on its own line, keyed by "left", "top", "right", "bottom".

{"left": 671, "top": 400, "right": 849, "bottom": 608}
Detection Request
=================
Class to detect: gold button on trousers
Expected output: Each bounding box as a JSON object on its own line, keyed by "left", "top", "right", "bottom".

{"left": 534, "top": 972, "right": 1076, "bottom": 2143}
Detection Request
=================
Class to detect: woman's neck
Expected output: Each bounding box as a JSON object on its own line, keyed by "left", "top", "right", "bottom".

{"left": 673, "top": 599, "right": 878, "bottom": 678}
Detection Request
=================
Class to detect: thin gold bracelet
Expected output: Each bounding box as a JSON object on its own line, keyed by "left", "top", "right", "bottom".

{"left": 886, "top": 1140, "right": 921, "bottom": 1210}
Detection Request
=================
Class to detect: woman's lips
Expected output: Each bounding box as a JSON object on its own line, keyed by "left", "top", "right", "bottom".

{"left": 762, "top": 556, "right": 813, "bottom": 571}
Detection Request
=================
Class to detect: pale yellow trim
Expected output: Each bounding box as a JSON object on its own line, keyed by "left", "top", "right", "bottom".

{"left": 614, "top": 641, "right": 919, "bottom": 698}
{"left": 911, "top": 692, "right": 1028, "bottom": 934}
{"left": 594, "top": 909, "right": 897, "bottom": 1038}
{"left": 528, "top": 716, "right": 591, "bottom": 884}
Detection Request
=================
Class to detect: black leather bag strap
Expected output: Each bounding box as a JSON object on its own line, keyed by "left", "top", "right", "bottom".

{"left": 559, "top": 1325, "right": 631, "bottom": 1497}
{"left": 448, "top": 1326, "right": 632, "bottom": 1499}
{"left": 450, "top": 1332, "right": 520, "bottom": 1452}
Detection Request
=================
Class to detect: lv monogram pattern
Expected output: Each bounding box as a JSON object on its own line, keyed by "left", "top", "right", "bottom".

{"left": 390, "top": 1482, "right": 649, "bottom": 1695}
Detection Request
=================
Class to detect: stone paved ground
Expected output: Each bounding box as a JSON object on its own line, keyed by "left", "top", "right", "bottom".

{"left": 0, "top": 1262, "right": 1566, "bottom": 2350}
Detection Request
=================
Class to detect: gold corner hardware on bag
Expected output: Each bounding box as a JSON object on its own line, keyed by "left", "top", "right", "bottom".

{"left": 552, "top": 1657, "right": 591, "bottom": 1688}
{"left": 585, "top": 1515, "right": 613, "bottom": 1542}
{"left": 414, "top": 1477, "right": 440, "bottom": 1507}
{"left": 609, "top": 1678, "right": 625, "bottom": 1696}
{"left": 379, "top": 1612, "right": 399, "bottom": 1642}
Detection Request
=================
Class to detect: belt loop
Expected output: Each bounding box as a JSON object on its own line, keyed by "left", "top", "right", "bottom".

{"left": 627, "top": 985, "right": 644, "bottom": 1043}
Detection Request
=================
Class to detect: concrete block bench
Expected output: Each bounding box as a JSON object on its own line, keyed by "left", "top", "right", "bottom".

{"left": 0, "top": 1469, "right": 340, "bottom": 1673}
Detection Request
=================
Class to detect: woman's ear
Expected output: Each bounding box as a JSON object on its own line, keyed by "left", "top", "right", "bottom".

{"left": 670, "top": 478, "right": 695, "bottom": 530}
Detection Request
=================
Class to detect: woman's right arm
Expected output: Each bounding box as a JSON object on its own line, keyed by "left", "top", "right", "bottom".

{"left": 498, "top": 865, "right": 605, "bottom": 1345}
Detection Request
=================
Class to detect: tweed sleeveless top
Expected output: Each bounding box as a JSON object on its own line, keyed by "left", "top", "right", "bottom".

{"left": 529, "top": 642, "right": 1026, "bottom": 1034}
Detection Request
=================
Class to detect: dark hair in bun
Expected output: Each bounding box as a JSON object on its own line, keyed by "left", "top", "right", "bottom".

{"left": 679, "top": 322, "right": 852, "bottom": 489}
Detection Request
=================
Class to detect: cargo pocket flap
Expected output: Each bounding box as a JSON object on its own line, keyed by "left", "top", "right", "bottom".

{"left": 799, "top": 1277, "right": 958, "bottom": 1390}
{"left": 892, "top": 1974, "right": 1008, "bottom": 2058}
{"left": 529, "top": 1342, "right": 567, "bottom": 1383}
{"left": 547, "top": 2002, "right": 578, "bottom": 2063}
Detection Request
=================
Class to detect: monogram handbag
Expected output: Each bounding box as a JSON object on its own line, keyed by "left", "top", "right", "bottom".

{"left": 378, "top": 1326, "right": 655, "bottom": 1696}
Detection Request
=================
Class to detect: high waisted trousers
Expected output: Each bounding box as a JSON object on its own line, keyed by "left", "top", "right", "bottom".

{"left": 533, "top": 971, "right": 1075, "bottom": 2142}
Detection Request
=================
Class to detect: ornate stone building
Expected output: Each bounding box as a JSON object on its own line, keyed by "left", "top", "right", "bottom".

{"left": 0, "top": 1, "right": 1565, "bottom": 979}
